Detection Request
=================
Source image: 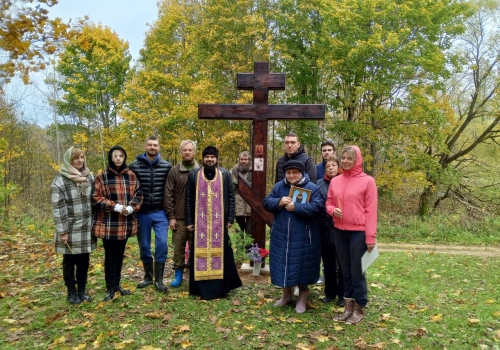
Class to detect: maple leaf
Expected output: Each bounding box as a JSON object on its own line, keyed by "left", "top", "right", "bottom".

{"left": 115, "top": 339, "right": 134, "bottom": 349}
{"left": 430, "top": 314, "right": 443, "bottom": 322}
{"left": 144, "top": 311, "right": 162, "bottom": 319}
{"left": 93, "top": 333, "right": 106, "bottom": 348}
{"left": 181, "top": 340, "right": 193, "bottom": 348}
{"left": 176, "top": 324, "right": 191, "bottom": 332}
{"left": 49, "top": 335, "right": 66, "bottom": 346}
{"left": 314, "top": 335, "right": 329, "bottom": 342}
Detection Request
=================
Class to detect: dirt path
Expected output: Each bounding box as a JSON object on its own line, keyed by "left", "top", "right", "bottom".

{"left": 377, "top": 242, "right": 500, "bottom": 257}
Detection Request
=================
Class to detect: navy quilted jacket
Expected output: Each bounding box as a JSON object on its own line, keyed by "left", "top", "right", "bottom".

{"left": 263, "top": 175, "right": 323, "bottom": 287}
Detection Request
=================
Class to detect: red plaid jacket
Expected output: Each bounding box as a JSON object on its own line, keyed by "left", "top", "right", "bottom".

{"left": 92, "top": 166, "right": 142, "bottom": 240}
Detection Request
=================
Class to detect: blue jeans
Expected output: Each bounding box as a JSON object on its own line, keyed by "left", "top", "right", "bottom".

{"left": 334, "top": 228, "right": 368, "bottom": 306}
{"left": 137, "top": 211, "right": 169, "bottom": 263}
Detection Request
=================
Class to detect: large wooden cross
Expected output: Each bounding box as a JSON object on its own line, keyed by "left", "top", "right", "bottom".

{"left": 198, "top": 61, "right": 325, "bottom": 250}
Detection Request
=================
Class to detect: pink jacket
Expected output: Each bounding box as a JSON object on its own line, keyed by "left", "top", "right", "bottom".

{"left": 325, "top": 145, "right": 378, "bottom": 244}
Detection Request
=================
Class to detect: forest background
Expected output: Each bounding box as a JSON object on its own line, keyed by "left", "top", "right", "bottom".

{"left": 2, "top": 0, "right": 500, "bottom": 240}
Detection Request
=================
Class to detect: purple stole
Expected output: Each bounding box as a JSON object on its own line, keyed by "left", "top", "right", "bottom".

{"left": 194, "top": 168, "right": 224, "bottom": 281}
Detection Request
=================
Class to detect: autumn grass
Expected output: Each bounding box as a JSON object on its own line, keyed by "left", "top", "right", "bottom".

{"left": 1, "top": 220, "right": 500, "bottom": 349}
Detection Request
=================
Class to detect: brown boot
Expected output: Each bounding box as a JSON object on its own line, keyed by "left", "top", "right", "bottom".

{"left": 333, "top": 297, "right": 354, "bottom": 322}
{"left": 274, "top": 287, "right": 293, "bottom": 307}
{"left": 295, "top": 289, "right": 309, "bottom": 314}
{"left": 346, "top": 301, "right": 365, "bottom": 324}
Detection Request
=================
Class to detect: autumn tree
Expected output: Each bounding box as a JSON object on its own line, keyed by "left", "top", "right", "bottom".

{"left": 0, "top": 0, "right": 75, "bottom": 84}
{"left": 118, "top": 0, "right": 271, "bottom": 164}
{"left": 56, "top": 23, "right": 131, "bottom": 132}
{"left": 418, "top": 0, "right": 500, "bottom": 216}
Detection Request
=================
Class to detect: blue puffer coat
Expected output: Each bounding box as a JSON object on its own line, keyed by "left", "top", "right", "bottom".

{"left": 263, "top": 175, "right": 323, "bottom": 287}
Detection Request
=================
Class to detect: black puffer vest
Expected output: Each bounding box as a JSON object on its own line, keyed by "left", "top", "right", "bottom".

{"left": 129, "top": 154, "right": 172, "bottom": 213}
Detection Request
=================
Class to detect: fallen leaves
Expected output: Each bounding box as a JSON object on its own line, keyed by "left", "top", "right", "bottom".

{"left": 467, "top": 318, "right": 480, "bottom": 325}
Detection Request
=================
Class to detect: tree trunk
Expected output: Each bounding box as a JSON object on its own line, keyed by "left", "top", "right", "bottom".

{"left": 418, "top": 185, "right": 434, "bottom": 217}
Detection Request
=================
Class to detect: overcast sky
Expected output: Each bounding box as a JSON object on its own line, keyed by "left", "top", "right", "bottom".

{"left": 49, "top": 0, "right": 160, "bottom": 60}
{"left": 7, "top": 1, "right": 160, "bottom": 125}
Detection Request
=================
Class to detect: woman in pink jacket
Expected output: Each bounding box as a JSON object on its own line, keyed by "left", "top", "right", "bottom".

{"left": 325, "top": 145, "right": 377, "bottom": 324}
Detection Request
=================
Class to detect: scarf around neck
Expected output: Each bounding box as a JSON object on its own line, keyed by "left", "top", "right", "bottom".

{"left": 59, "top": 147, "right": 91, "bottom": 194}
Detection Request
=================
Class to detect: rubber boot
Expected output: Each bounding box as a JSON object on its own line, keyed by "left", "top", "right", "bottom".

{"left": 346, "top": 301, "right": 365, "bottom": 324}
{"left": 154, "top": 262, "right": 168, "bottom": 293}
{"left": 67, "top": 286, "right": 82, "bottom": 305}
{"left": 170, "top": 268, "right": 183, "bottom": 287}
{"left": 274, "top": 287, "right": 293, "bottom": 307}
{"left": 77, "top": 284, "right": 92, "bottom": 302}
{"left": 334, "top": 297, "right": 354, "bottom": 322}
{"left": 116, "top": 285, "right": 131, "bottom": 296}
{"left": 137, "top": 262, "right": 154, "bottom": 288}
{"left": 296, "top": 289, "right": 309, "bottom": 314}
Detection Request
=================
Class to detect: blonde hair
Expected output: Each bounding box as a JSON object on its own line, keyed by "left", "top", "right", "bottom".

{"left": 70, "top": 147, "right": 85, "bottom": 161}
{"left": 341, "top": 146, "right": 357, "bottom": 161}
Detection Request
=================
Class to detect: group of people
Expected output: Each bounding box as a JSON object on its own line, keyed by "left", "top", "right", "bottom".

{"left": 51, "top": 132, "right": 377, "bottom": 325}
{"left": 264, "top": 133, "right": 378, "bottom": 323}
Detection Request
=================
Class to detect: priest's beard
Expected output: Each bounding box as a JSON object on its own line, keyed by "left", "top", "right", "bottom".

{"left": 203, "top": 161, "right": 218, "bottom": 180}
{"left": 237, "top": 163, "right": 251, "bottom": 173}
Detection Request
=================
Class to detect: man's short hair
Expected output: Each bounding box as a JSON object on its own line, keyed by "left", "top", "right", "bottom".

{"left": 146, "top": 136, "right": 159, "bottom": 143}
{"left": 285, "top": 132, "right": 298, "bottom": 139}
{"left": 320, "top": 140, "right": 335, "bottom": 151}
{"left": 180, "top": 140, "right": 196, "bottom": 152}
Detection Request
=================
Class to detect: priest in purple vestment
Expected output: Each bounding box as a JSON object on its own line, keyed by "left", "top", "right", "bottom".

{"left": 185, "top": 146, "right": 242, "bottom": 300}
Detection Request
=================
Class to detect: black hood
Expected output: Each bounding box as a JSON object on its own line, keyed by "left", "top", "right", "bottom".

{"left": 108, "top": 145, "right": 128, "bottom": 173}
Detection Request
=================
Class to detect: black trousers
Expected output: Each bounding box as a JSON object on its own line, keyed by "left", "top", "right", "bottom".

{"left": 321, "top": 240, "right": 344, "bottom": 300}
{"left": 62, "top": 253, "right": 90, "bottom": 288}
{"left": 102, "top": 239, "right": 127, "bottom": 290}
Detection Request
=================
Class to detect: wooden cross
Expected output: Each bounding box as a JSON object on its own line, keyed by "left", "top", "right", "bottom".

{"left": 198, "top": 61, "right": 325, "bottom": 250}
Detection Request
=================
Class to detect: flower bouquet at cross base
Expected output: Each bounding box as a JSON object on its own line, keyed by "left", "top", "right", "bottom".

{"left": 247, "top": 244, "right": 269, "bottom": 264}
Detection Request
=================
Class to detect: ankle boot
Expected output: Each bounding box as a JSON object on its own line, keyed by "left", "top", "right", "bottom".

{"left": 137, "top": 262, "right": 154, "bottom": 288}
{"left": 274, "top": 287, "right": 293, "bottom": 307}
{"left": 334, "top": 297, "right": 355, "bottom": 322}
{"left": 67, "top": 286, "right": 82, "bottom": 305}
{"left": 170, "top": 268, "right": 183, "bottom": 288}
{"left": 346, "top": 301, "right": 365, "bottom": 324}
{"left": 295, "top": 289, "right": 310, "bottom": 314}
{"left": 154, "top": 262, "right": 168, "bottom": 293}
{"left": 116, "top": 285, "right": 131, "bottom": 296}
{"left": 103, "top": 288, "right": 115, "bottom": 302}
{"left": 77, "top": 285, "right": 92, "bottom": 302}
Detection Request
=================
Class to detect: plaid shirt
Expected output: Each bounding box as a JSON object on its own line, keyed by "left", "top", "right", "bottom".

{"left": 51, "top": 174, "right": 97, "bottom": 254}
{"left": 91, "top": 166, "right": 143, "bottom": 240}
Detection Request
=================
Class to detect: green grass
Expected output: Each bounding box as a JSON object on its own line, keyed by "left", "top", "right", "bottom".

{"left": 1, "top": 224, "right": 500, "bottom": 349}
{"left": 378, "top": 212, "right": 500, "bottom": 246}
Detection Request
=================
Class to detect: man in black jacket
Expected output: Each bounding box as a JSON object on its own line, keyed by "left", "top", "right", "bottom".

{"left": 185, "top": 146, "right": 242, "bottom": 300}
{"left": 275, "top": 132, "right": 316, "bottom": 183}
{"left": 129, "top": 136, "right": 172, "bottom": 293}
